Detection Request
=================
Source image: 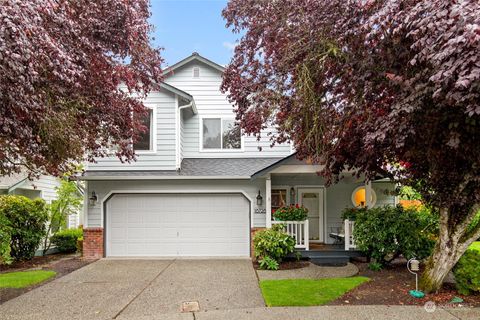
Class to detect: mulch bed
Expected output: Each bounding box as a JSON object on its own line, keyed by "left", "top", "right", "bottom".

{"left": 329, "top": 258, "right": 480, "bottom": 307}
{"left": 0, "top": 253, "right": 93, "bottom": 304}
{"left": 253, "top": 259, "right": 310, "bottom": 270}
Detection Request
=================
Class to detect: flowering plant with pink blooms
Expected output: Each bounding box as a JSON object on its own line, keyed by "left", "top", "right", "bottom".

{"left": 273, "top": 204, "right": 308, "bottom": 221}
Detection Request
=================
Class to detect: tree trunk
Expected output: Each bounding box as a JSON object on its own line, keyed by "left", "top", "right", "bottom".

{"left": 419, "top": 207, "right": 479, "bottom": 293}
{"left": 420, "top": 242, "right": 461, "bottom": 293}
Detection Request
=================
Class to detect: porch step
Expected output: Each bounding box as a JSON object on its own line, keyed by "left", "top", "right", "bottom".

{"left": 310, "top": 256, "right": 350, "bottom": 266}
{"left": 288, "top": 248, "right": 365, "bottom": 266}
{"left": 296, "top": 249, "right": 364, "bottom": 258}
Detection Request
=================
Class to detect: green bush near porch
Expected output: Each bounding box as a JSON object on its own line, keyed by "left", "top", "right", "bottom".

{"left": 260, "top": 277, "right": 370, "bottom": 306}
{"left": 253, "top": 224, "right": 295, "bottom": 270}
{"left": 342, "top": 205, "right": 436, "bottom": 267}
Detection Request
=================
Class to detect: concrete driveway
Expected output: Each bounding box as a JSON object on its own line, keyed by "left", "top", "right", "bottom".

{"left": 0, "top": 259, "right": 265, "bottom": 320}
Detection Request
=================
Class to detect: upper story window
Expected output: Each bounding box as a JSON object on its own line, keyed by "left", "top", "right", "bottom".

{"left": 133, "top": 108, "right": 154, "bottom": 152}
{"left": 201, "top": 117, "right": 241, "bottom": 150}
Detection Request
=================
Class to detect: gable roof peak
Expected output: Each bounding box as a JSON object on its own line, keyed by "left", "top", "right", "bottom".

{"left": 163, "top": 52, "right": 225, "bottom": 77}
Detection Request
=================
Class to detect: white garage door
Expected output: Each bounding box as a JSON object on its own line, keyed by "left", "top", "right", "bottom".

{"left": 106, "top": 193, "right": 250, "bottom": 257}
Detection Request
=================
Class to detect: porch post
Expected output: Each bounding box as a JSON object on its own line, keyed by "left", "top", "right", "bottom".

{"left": 365, "top": 180, "right": 373, "bottom": 208}
{"left": 266, "top": 175, "right": 272, "bottom": 228}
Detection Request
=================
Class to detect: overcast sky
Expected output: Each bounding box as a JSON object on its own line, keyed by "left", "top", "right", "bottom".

{"left": 150, "top": 0, "right": 240, "bottom": 67}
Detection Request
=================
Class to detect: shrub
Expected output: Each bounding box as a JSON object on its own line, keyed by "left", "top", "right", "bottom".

{"left": 453, "top": 244, "right": 480, "bottom": 295}
{"left": 0, "top": 214, "right": 12, "bottom": 265}
{"left": 346, "top": 205, "right": 436, "bottom": 267}
{"left": 259, "top": 256, "right": 279, "bottom": 271}
{"left": 0, "top": 195, "right": 48, "bottom": 261}
{"left": 253, "top": 224, "right": 295, "bottom": 269}
{"left": 50, "top": 228, "right": 83, "bottom": 253}
{"left": 273, "top": 205, "right": 308, "bottom": 221}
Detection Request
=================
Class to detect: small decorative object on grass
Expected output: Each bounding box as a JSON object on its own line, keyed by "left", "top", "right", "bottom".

{"left": 407, "top": 258, "right": 425, "bottom": 298}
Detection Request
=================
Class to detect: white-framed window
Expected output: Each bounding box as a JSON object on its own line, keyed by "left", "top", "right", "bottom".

{"left": 200, "top": 117, "right": 242, "bottom": 151}
{"left": 133, "top": 106, "right": 156, "bottom": 153}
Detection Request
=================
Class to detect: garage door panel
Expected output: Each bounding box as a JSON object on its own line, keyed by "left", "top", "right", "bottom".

{"left": 107, "top": 193, "right": 250, "bottom": 257}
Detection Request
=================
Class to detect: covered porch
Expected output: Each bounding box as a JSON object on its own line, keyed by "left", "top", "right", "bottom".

{"left": 252, "top": 155, "right": 396, "bottom": 257}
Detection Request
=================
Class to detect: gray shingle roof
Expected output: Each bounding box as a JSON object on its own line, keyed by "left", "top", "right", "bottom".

{"left": 81, "top": 158, "right": 283, "bottom": 179}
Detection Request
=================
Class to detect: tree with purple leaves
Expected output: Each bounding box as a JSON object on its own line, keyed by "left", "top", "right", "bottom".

{"left": 222, "top": 0, "right": 480, "bottom": 293}
{"left": 0, "top": 0, "right": 163, "bottom": 176}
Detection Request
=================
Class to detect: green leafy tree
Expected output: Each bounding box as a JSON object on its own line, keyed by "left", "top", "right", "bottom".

{"left": 42, "top": 179, "right": 83, "bottom": 255}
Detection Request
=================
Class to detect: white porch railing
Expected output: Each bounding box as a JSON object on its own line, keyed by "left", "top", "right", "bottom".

{"left": 344, "top": 219, "right": 356, "bottom": 250}
{"left": 272, "top": 220, "right": 309, "bottom": 250}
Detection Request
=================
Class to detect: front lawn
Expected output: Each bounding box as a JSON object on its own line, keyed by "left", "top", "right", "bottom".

{"left": 469, "top": 241, "right": 480, "bottom": 252}
{"left": 260, "top": 277, "right": 370, "bottom": 307}
{"left": 0, "top": 270, "right": 56, "bottom": 288}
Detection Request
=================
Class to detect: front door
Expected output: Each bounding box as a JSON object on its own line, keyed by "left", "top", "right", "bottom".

{"left": 298, "top": 188, "right": 324, "bottom": 242}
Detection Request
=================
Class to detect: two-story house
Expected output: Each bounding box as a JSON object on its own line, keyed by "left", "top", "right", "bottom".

{"left": 79, "top": 53, "right": 396, "bottom": 259}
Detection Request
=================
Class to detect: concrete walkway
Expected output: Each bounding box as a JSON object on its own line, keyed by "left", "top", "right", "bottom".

{"left": 0, "top": 259, "right": 264, "bottom": 320}
{"left": 126, "top": 306, "right": 480, "bottom": 320}
{"left": 256, "top": 262, "right": 359, "bottom": 280}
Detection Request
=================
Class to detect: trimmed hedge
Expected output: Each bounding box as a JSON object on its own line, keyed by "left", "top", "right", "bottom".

{"left": 453, "top": 242, "right": 480, "bottom": 295}
{"left": 0, "top": 195, "right": 48, "bottom": 261}
{"left": 50, "top": 228, "right": 83, "bottom": 253}
{"left": 0, "top": 214, "right": 12, "bottom": 265}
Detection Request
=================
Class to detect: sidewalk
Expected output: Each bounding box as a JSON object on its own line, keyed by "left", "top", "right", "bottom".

{"left": 142, "top": 305, "right": 480, "bottom": 320}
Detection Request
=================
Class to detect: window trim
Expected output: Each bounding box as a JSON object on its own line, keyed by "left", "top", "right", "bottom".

{"left": 271, "top": 186, "right": 290, "bottom": 211}
{"left": 351, "top": 185, "right": 377, "bottom": 208}
{"left": 199, "top": 116, "right": 244, "bottom": 152}
{"left": 134, "top": 105, "right": 157, "bottom": 154}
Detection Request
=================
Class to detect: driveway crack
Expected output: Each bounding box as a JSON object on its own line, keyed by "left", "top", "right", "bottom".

{"left": 112, "top": 259, "right": 176, "bottom": 319}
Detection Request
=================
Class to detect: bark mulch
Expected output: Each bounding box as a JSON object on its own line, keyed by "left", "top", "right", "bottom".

{"left": 329, "top": 258, "right": 480, "bottom": 307}
{"left": 0, "top": 253, "right": 93, "bottom": 304}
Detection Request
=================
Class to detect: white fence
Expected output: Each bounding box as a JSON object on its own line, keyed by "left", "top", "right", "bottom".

{"left": 344, "top": 219, "right": 356, "bottom": 250}
{"left": 272, "top": 220, "right": 309, "bottom": 250}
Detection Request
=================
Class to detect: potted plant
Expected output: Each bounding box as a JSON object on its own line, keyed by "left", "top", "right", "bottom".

{"left": 273, "top": 204, "right": 308, "bottom": 221}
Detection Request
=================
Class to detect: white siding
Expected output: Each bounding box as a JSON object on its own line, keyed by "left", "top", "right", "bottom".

{"left": 86, "top": 90, "right": 177, "bottom": 171}
{"left": 166, "top": 61, "right": 292, "bottom": 158}
{"left": 18, "top": 175, "right": 61, "bottom": 203}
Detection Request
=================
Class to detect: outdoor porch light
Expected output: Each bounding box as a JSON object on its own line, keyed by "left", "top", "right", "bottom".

{"left": 290, "top": 187, "right": 295, "bottom": 204}
{"left": 89, "top": 191, "right": 98, "bottom": 206}
{"left": 407, "top": 258, "right": 425, "bottom": 298}
{"left": 256, "top": 190, "right": 263, "bottom": 206}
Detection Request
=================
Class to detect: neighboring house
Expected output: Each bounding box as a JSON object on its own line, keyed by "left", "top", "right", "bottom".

{"left": 0, "top": 173, "right": 81, "bottom": 229}
{"left": 79, "top": 53, "right": 397, "bottom": 259}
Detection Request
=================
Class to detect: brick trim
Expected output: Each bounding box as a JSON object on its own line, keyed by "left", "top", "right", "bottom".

{"left": 83, "top": 227, "right": 104, "bottom": 259}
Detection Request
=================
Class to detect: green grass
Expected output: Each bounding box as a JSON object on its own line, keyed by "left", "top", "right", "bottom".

{"left": 0, "top": 270, "right": 56, "bottom": 288}
{"left": 260, "top": 277, "right": 370, "bottom": 307}
{"left": 469, "top": 241, "right": 480, "bottom": 252}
